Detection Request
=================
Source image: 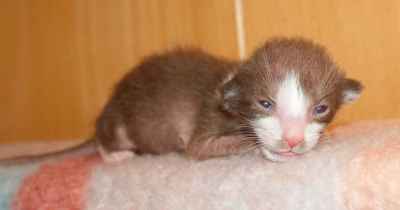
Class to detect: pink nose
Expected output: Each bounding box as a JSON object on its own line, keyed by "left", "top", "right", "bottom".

{"left": 281, "top": 119, "right": 306, "bottom": 148}
{"left": 285, "top": 134, "right": 304, "bottom": 148}
{"left": 286, "top": 137, "right": 303, "bottom": 148}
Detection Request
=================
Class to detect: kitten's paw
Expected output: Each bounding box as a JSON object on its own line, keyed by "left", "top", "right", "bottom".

{"left": 103, "top": 151, "right": 134, "bottom": 163}
{"left": 98, "top": 146, "right": 134, "bottom": 163}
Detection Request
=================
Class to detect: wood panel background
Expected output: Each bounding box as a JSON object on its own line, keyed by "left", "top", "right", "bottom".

{"left": 0, "top": 0, "right": 238, "bottom": 143}
{"left": 1, "top": 0, "right": 399, "bottom": 143}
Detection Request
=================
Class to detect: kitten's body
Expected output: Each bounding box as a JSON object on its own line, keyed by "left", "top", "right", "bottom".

{"left": 96, "top": 49, "right": 245, "bottom": 161}
{"left": 95, "top": 37, "right": 362, "bottom": 162}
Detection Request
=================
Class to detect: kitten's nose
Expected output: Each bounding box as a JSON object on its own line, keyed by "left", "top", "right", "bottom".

{"left": 284, "top": 129, "right": 304, "bottom": 148}
{"left": 281, "top": 118, "right": 306, "bottom": 148}
{"left": 286, "top": 135, "right": 304, "bottom": 148}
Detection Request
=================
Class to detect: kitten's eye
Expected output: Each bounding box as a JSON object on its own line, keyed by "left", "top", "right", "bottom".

{"left": 314, "top": 104, "right": 329, "bottom": 115}
{"left": 259, "top": 100, "right": 273, "bottom": 111}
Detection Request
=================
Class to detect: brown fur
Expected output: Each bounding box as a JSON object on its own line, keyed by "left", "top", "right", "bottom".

{"left": 94, "top": 37, "right": 363, "bottom": 160}
{"left": 95, "top": 49, "right": 245, "bottom": 160}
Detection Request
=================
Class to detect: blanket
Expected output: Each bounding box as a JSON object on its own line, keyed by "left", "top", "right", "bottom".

{"left": 1, "top": 120, "right": 400, "bottom": 210}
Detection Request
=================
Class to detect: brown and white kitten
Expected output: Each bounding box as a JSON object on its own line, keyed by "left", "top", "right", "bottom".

{"left": 95, "top": 37, "right": 363, "bottom": 162}
{"left": 221, "top": 38, "right": 363, "bottom": 161}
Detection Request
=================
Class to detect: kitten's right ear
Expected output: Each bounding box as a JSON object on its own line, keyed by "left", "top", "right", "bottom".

{"left": 341, "top": 78, "right": 363, "bottom": 104}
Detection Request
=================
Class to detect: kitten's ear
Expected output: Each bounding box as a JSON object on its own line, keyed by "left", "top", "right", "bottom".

{"left": 341, "top": 78, "right": 363, "bottom": 104}
{"left": 221, "top": 76, "right": 241, "bottom": 113}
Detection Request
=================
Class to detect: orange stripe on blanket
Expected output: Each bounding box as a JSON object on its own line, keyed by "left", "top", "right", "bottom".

{"left": 12, "top": 154, "right": 101, "bottom": 210}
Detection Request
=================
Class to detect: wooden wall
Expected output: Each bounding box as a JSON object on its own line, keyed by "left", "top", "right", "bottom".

{"left": 1, "top": 0, "right": 399, "bottom": 143}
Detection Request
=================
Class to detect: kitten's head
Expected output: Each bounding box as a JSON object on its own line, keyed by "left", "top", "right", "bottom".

{"left": 222, "top": 38, "right": 363, "bottom": 161}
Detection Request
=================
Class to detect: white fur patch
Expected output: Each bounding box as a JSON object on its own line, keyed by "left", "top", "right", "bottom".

{"left": 251, "top": 117, "right": 282, "bottom": 145}
{"left": 276, "top": 72, "right": 309, "bottom": 118}
{"left": 304, "top": 122, "right": 325, "bottom": 142}
{"left": 252, "top": 116, "right": 326, "bottom": 161}
{"left": 293, "top": 122, "right": 326, "bottom": 153}
{"left": 251, "top": 117, "right": 287, "bottom": 161}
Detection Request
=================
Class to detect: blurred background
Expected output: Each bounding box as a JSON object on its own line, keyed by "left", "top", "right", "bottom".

{"left": 1, "top": 0, "right": 399, "bottom": 144}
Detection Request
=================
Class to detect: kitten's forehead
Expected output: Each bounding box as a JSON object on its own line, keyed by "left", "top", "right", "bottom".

{"left": 251, "top": 38, "right": 344, "bottom": 98}
{"left": 276, "top": 72, "right": 309, "bottom": 119}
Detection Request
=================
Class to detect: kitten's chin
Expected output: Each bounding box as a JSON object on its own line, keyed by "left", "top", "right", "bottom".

{"left": 260, "top": 148, "right": 301, "bottom": 162}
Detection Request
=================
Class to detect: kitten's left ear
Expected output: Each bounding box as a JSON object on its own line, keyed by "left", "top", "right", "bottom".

{"left": 341, "top": 78, "right": 363, "bottom": 104}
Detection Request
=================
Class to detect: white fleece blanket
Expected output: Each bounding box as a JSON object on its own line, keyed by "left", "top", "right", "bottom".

{"left": 1, "top": 120, "right": 400, "bottom": 210}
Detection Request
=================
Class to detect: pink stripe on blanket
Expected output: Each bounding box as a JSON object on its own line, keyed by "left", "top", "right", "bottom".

{"left": 12, "top": 154, "right": 101, "bottom": 210}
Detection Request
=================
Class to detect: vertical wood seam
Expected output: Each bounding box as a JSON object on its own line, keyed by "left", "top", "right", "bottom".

{"left": 234, "top": 0, "right": 246, "bottom": 59}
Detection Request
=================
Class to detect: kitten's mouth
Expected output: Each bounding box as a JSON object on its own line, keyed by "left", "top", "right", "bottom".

{"left": 275, "top": 151, "right": 300, "bottom": 157}
{"left": 268, "top": 147, "right": 302, "bottom": 157}
{"left": 261, "top": 147, "right": 303, "bottom": 161}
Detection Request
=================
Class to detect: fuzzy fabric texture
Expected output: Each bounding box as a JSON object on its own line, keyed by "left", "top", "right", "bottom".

{"left": 1, "top": 120, "right": 400, "bottom": 210}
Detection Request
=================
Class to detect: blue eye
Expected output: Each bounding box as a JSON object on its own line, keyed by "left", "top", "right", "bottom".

{"left": 314, "top": 104, "right": 329, "bottom": 115}
{"left": 259, "top": 100, "right": 273, "bottom": 111}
